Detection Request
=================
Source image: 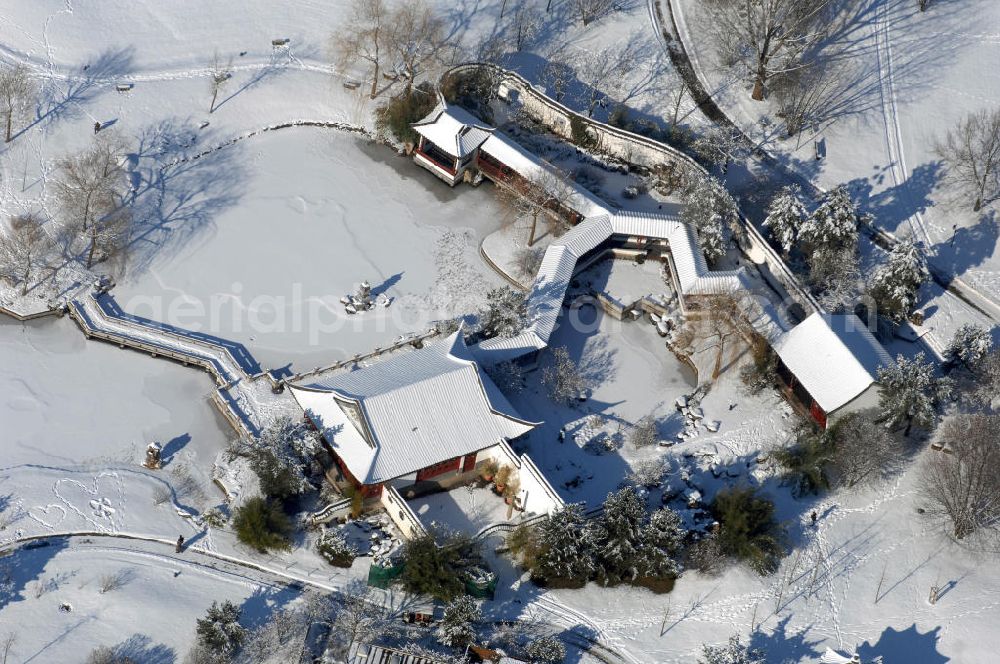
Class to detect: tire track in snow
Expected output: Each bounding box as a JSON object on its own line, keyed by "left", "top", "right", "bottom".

{"left": 873, "top": 0, "right": 933, "bottom": 248}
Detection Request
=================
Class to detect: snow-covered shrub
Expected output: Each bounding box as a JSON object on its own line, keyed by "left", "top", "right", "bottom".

{"left": 436, "top": 596, "right": 482, "bottom": 648}
{"left": 228, "top": 416, "right": 320, "bottom": 500}
{"left": 195, "top": 600, "right": 245, "bottom": 659}
{"left": 85, "top": 645, "right": 125, "bottom": 664}
{"left": 524, "top": 635, "right": 567, "bottom": 663}
{"left": 699, "top": 634, "right": 766, "bottom": 664}
{"left": 317, "top": 528, "right": 358, "bottom": 568}
{"left": 200, "top": 507, "right": 227, "bottom": 529}
{"left": 877, "top": 352, "right": 953, "bottom": 436}
{"left": 233, "top": 496, "right": 291, "bottom": 553}
{"left": 516, "top": 247, "right": 544, "bottom": 280}
{"left": 686, "top": 533, "right": 726, "bottom": 576}
{"left": 945, "top": 323, "right": 994, "bottom": 370}
{"left": 478, "top": 285, "right": 528, "bottom": 339}
{"left": 238, "top": 605, "right": 305, "bottom": 664}
{"left": 629, "top": 415, "right": 658, "bottom": 449}
{"left": 710, "top": 487, "right": 786, "bottom": 575}
{"left": 628, "top": 458, "right": 667, "bottom": 488}
{"left": 541, "top": 346, "right": 587, "bottom": 406}
{"left": 868, "top": 240, "right": 929, "bottom": 321}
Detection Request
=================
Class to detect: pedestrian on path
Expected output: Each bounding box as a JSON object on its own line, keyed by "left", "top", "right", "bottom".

{"left": 176, "top": 535, "right": 185, "bottom": 553}
{"left": 810, "top": 511, "right": 818, "bottom": 526}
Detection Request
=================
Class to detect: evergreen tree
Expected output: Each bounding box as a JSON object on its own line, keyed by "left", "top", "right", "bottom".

{"left": 944, "top": 323, "right": 994, "bottom": 371}
{"left": 195, "top": 601, "right": 245, "bottom": 659}
{"left": 592, "top": 487, "right": 647, "bottom": 583}
{"left": 534, "top": 503, "right": 595, "bottom": 585}
{"left": 699, "top": 634, "right": 766, "bottom": 664}
{"left": 640, "top": 507, "right": 685, "bottom": 578}
{"left": 763, "top": 185, "right": 807, "bottom": 256}
{"left": 869, "top": 240, "right": 929, "bottom": 321}
{"left": 479, "top": 285, "right": 528, "bottom": 338}
{"left": 877, "top": 352, "right": 953, "bottom": 436}
{"left": 524, "top": 635, "right": 567, "bottom": 663}
{"left": 799, "top": 185, "right": 860, "bottom": 253}
{"left": 436, "top": 596, "right": 481, "bottom": 648}
{"left": 228, "top": 416, "right": 320, "bottom": 499}
{"left": 681, "top": 173, "right": 738, "bottom": 264}
{"left": 232, "top": 496, "right": 292, "bottom": 552}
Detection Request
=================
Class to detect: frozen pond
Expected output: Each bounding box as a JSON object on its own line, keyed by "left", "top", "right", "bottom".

{"left": 115, "top": 128, "right": 506, "bottom": 373}
{"left": 0, "top": 315, "right": 230, "bottom": 474}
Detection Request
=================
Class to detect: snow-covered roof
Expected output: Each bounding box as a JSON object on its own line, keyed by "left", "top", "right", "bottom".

{"left": 479, "top": 133, "right": 608, "bottom": 218}
{"left": 290, "top": 331, "right": 537, "bottom": 484}
{"left": 473, "top": 209, "right": 752, "bottom": 365}
{"left": 773, "top": 313, "right": 893, "bottom": 413}
{"left": 412, "top": 104, "right": 493, "bottom": 158}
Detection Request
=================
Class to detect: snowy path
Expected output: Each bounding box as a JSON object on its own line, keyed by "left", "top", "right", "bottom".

{"left": 872, "top": 0, "right": 932, "bottom": 248}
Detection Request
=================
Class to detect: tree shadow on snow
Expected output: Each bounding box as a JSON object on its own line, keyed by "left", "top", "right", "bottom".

{"left": 13, "top": 47, "right": 136, "bottom": 141}
{"left": 125, "top": 120, "right": 249, "bottom": 277}
{"left": 858, "top": 624, "right": 948, "bottom": 664}
{"left": 750, "top": 615, "right": 823, "bottom": 663}
{"left": 0, "top": 536, "right": 70, "bottom": 610}
{"left": 238, "top": 584, "right": 302, "bottom": 631}
{"left": 110, "top": 634, "right": 176, "bottom": 664}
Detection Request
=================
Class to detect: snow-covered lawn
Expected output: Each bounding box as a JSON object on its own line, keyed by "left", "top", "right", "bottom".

{"left": 0, "top": 538, "right": 306, "bottom": 663}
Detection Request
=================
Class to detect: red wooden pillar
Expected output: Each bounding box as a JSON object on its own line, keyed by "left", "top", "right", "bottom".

{"left": 462, "top": 452, "right": 477, "bottom": 473}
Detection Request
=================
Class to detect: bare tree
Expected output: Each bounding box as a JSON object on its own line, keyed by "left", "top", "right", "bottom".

{"left": 335, "top": 0, "right": 387, "bottom": 99}
{"left": 678, "top": 294, "right": 757, "bottom": 380}
{"left": 630, "top": 415, "right": 658, "bottom": 449}
{"left": 507, "top": 1, "right": 541, "bottom": 52}
{"left": 329, "top": 581, "right": 393, "bottom": 659}
{"left": 693, "top": 125, "right": 744, "bottom": 173}
{"left": 935, "top": 108, "right": 1000, "bottom": 212}
{"left": 828, "top": 409, "right": 903, "bottom": 487}
{"left": 922, "top": 414, "right": 1000, "bottom": 541}
{"left": 570, "top": 0, "right": 614, "bottom": 26}
{"left": 705, "top": 0, "right": 833, "bottom": 101}
{"left": 0, "top": 62, "right": 36, "bottom": 142}
{"left": 0, "top": 214, "right": 53, "bottom": 295}
{"left": 495, "top": 164, "right": 576, "bottom": 246}
{"left": 773, "top": 63, "right": 840, "bottom": 137}
{"left": 576, "top": 46, "right": 635, "bottom": 117}
{"left": 515, "top": 247, "right": 543, "bottom": 280}
{"left": 541, "top": 60, "right": 572, "bottom": 103}
{"left": 542, "top": 346, "right": 588, "bottom": 405}
{"left": 209, "top": 51, "right": 233, "bottom": 113}
{"left": 52, "top": 133, "right": 132, "bottom": 268}
{"left": 1, "top": 632, "right": 15, "bottom": 664}
{"left": 387, "top": 0, "right": 448, "bottom": 98}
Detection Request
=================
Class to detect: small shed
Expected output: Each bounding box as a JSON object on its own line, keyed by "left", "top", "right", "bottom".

{"left": 773, "top": 313, "right": 893, "bottom": 427}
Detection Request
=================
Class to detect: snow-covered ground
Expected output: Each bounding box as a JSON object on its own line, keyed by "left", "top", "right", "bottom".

{"left": 672, "top": 0, "right": 1000, "bottom": 334}
{"left": 3, "top": 0, "right": 1000, "bottom": 662}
